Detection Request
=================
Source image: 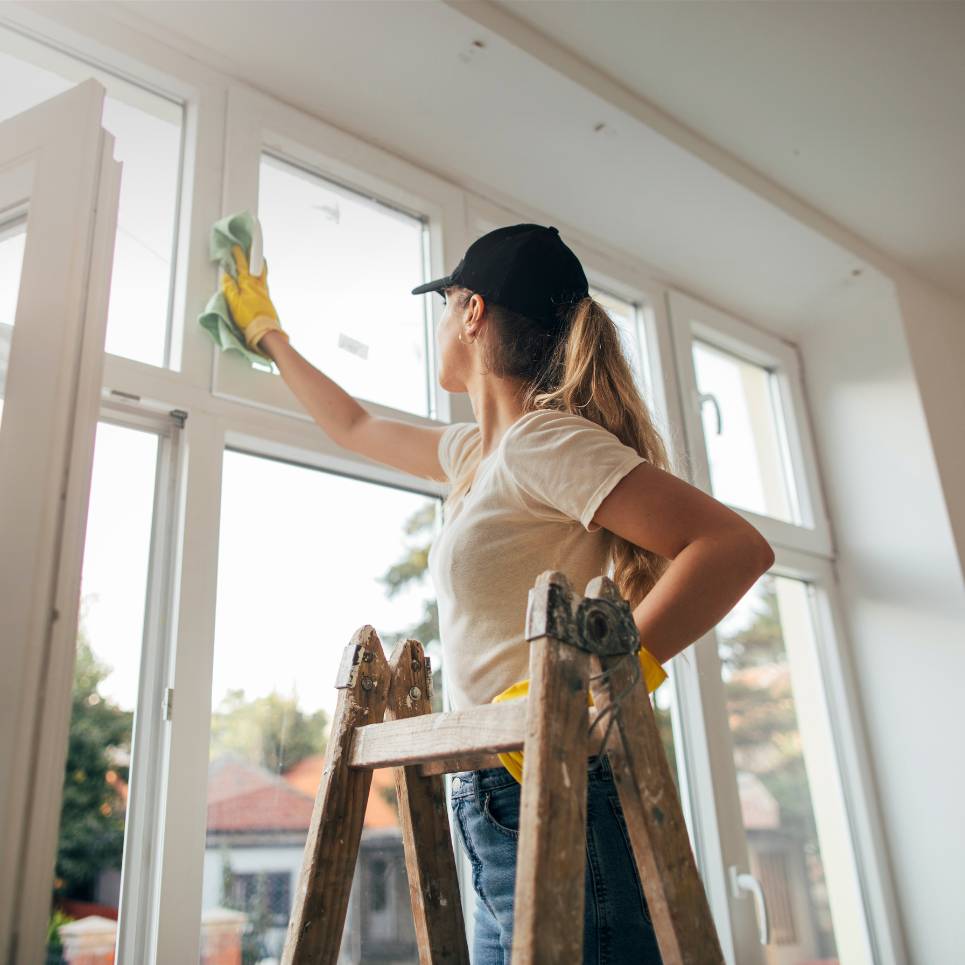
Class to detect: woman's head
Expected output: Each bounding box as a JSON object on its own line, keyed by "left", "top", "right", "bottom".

{"left": 440, "top": 282, "right": 675, "bottom": 609}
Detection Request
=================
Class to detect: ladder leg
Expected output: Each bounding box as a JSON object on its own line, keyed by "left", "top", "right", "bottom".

{"left": 512, "top": 571, "right": 591, "bottom": 964}
{"left": 584, "top": 577, "right": 725, "bottom": 965}
{"left": 385, "top": 638, "right": 470, "bottom": 964}
{"left": 281, "top": 626, "right": 391, "bottom": 965}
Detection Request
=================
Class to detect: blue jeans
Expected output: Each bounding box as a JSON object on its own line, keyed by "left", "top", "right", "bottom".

{"left": 449, "top": 754, "right": 663, "bottom": 964}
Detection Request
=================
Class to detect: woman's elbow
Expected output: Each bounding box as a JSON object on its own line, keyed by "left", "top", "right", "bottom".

{"left": 746, "top": 532, "right": 775, "bottom": 573}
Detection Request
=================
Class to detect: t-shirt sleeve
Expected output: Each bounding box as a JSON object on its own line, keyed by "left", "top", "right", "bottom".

{"left": 502, "top": 410, "right": 647, "bottom": 532}
{"left": 438, "top": 421, "right": 480, "bottom": 482}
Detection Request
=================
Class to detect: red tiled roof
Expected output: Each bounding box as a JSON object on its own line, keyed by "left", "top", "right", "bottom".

{"left": 281, "top": 753, "right": 400, "bottom": 830}
{"left": 206, "top": 754, "right": 401, "bottom": 833}
{"left": 207, "top": 757, "right": 315, "bottom": 832}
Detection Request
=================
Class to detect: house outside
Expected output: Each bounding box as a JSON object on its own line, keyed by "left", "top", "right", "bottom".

{"left": 200, "top": 753, "right": 418, "bottom": 964}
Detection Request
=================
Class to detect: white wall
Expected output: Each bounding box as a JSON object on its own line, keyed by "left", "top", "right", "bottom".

{"left": 201, "top": 843, "right": 303, "bottom": 910}
{"left": 798, "top": 269, "right": 965, "bottom": 964}
{"left": 895, "top": 276, "right": 965, "bottom": 579}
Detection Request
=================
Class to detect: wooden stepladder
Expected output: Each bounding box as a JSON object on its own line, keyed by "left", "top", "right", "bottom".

{"left": 281, "top": 570, "right": 724, "bottom": 965}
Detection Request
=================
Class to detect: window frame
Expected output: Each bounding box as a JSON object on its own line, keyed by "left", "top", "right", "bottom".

{"left": 214, "top": 82, "right": 466, "bottom": 426}
{"left": 667, "top": 287, "right": 833, "bottom": 557}
{"left": 94, "top": 399, "right": 185, "bottom": 965}
{"left": 0, "top": 79, "right": 122, "bottom": 962}
{"left": 0, "top": 14, "right": 190, "bottom": 372}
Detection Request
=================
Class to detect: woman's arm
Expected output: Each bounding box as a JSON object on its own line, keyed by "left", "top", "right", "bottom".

{"left": 589, "top": 461, "right": 776, "bottom": 663}
{"left": 259, "top": 331, "right": 449, "bottom": 482}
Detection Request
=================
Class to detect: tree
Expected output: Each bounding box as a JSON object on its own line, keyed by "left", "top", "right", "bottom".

{"left": 209, "top": 687, "right": 329, "bottom": 773}
{"left": 54, "top": 596, "right": 132, "bottom": 900}
{"left": 717, "top": 577, "right": 814, "bottom": 839}
{"left": 376, "top": 500, "right": 444, "bottom": 712}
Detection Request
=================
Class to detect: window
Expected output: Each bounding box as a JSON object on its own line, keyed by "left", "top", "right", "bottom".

{"left": 0, "top": 24, "right": 183, "bottom": 367}
{"left": 692, "top": 339, "right": 799, "bottom": 524}
{"left": 667, "top": 287, "right": 831, "bottom": 557}
{"left": 717, "top": 573, "right": 873, "bottom": 964}
{"left": 199, "top": 448, "right": 438, "bottom": 963}
{"left": 47, "top": 422, "right": 160, "bottom": 962}
{"left": 256, "top": 152, "right": 432, "bottom": 417}
{"left": 226, "top": 871, "right": 291, "bottom": 923}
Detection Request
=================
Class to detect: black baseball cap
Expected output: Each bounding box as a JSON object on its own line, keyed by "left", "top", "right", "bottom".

{"left": 410, "top": 223, "right": 589, "bottom": 327}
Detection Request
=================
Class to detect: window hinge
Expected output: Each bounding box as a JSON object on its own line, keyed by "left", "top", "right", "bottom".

{"left": 162, "top": 687, "right": 174, "bottom": 721}
{"left": 170, "top": 409, "right": 188, "bottom": 428}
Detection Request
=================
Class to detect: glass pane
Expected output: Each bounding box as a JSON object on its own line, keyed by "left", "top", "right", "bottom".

{"left": 47, "top": 423, "right": 159, "bottom": 961}
{"left": 0, "top": 26, "right": 183, "bottom": 367}
{"left": 591, "top": 286, "right": 650, "bottom": 402}
{"left": 651, "top": 667, "right": 679, "bottom": 790}
{"left": 692, "top": 339, "right": 799, "bottom": 524}
{"left": 0, "top": 215, "right": 26, "bottom": 432}
{"left": 257, "top": 153, "right": 430, "bottom": 417}
{"left": 200, "top": 450, "right": 441, "bottom": 963}
{"left": 717, "top": 574, "right": 873, "bottom": 965}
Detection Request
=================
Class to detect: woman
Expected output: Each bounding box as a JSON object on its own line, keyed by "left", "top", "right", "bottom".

{"left": 222, "top": 223, "right": 774, "bottom": 963}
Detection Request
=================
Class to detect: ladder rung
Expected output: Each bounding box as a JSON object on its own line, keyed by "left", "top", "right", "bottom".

{"left": 347, "top": 697, "right": 607, "bottom": 769}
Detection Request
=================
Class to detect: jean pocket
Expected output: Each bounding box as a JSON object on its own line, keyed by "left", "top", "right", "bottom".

{"left": 607, "top": 793, "right": 650, "bottom": 920}
{"left": 481, "top": 784, "right": 521, "bottom": 839}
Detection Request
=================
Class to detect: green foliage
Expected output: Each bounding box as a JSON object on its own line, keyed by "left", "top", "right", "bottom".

{"left": 718, "top": 576, "right": 818, "bottom": 842}
{"left": 45, "top": 908, "right": 74, "bottom": 950}
{"left": 376, "top": 499, "right": 444, "bottom": 713}
{"left": 55, "top": 601, "right": 131, "bottom": 900}
{"left": 209, "top": 687, "right": 329, "bottom": 773}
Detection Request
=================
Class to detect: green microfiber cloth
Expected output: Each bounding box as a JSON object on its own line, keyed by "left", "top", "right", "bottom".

{"left": 198, "top": 209, "right": 274, "bottom": 370}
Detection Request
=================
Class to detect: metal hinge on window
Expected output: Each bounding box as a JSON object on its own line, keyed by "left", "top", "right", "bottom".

{"left": 162, "top": 687, "right": 174, "bottom": 721}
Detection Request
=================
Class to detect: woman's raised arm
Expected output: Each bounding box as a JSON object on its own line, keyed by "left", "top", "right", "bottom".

{"left": 260, "top": 330, "right": 449, "bottom": 482}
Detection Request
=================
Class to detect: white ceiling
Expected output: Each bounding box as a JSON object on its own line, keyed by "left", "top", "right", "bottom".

{"left": 67, "top": 0, "right": 964, "bottom": 329}
{"left": 489, "top": 0, "right": 965, "bottom": 302}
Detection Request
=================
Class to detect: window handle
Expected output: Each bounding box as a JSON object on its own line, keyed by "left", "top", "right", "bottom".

{"left": 729, "top": 865, "right": 770, "bottom": 945}
{"left": 697, "top": 390, "right": 723, "bottom": 435}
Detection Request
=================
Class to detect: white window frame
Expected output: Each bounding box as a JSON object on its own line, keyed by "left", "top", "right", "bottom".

{"left": 0, "top": 6, "right": 905, "bottom": 963}
{"left": 0, "top": 79, "right": 121, "bottom": 964}
{"left": 665, "top": 287, "right": 905, "bottom": 964}
{"left": 667, "top": 287, "right": 833, "bottom": 557}
{"left": 0, "top": 15, "right": 190, "bottom": 373}
{"left": 215, "top": 82, "right": 466, "bottom": 427}
{"left": 95, "top": 397, "right": 186, "bottom": 965}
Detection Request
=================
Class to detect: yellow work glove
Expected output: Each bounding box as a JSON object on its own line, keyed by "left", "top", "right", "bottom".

{"left": 219, "top": 243, "right": 289, "bottom": 357}
{"left": 490, "top": 646, "right": 668, "bottom": 785}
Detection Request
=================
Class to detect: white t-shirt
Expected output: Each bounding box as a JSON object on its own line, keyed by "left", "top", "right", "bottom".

{"left": 427, "top": 408, "right": 647, "bottom": 711}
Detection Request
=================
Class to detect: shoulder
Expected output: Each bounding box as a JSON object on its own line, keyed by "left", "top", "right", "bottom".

{"left": 439, "top": 421, "right": 480, "bottom": 481}
{"left": 504, "top": 408, "right": 627, "bottom": 450}
{"left": 501, "top": 408, "right": 647, "bottom": 531}
{"left": 502, "top": 408, "right": 645, "bottom": 488}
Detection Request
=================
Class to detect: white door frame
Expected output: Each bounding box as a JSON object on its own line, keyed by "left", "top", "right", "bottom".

{"left": 0, "top": 78, "right": 122, "bottom": 963}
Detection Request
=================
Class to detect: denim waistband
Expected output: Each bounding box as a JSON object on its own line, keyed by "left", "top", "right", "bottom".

{"left": 449, "top": 753, "right": 614, "bottom": 801}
